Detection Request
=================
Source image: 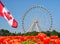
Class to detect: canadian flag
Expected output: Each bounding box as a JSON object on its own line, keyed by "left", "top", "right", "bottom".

{"left": 0, "top": 1, "right": 18, "bottom": 28}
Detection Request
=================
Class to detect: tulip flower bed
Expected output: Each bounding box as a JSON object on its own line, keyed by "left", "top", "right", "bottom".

{"left": 0, "top": 33, "right": 60, "bottom": 44}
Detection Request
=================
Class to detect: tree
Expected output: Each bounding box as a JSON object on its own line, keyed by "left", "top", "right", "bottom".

{"left": 50, "top": 30, "right": 58, "bottom": 36}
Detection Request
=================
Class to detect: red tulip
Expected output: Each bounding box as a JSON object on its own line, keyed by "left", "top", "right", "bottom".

{"left": 50, "top": 36, "right": 58, "bottom": 39}
{"left": 43, "top": 37, "right": 50, "bottom": 44}
{"left": 37, "top": 33, "right": 47, "bottom": 41}
{"left": 33, "top": 36, "right": 37, "bottom": 42}
{"left": 37, "top": 41, "right": 43, "bottom": 44}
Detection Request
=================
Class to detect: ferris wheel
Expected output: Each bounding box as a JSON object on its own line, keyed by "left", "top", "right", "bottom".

{"left": 22, "top": 5, "right": 53, "bottom": 33}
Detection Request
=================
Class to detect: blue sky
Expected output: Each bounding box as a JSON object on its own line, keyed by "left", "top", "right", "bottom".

{"left": 0, "top": 0, "right": 60, "bottom": 33}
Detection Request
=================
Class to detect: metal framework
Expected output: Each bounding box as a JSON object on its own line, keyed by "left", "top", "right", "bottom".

{"left": 22, "top": 5, "right": 53, "bottom": 33}
{"left": 27, "top": 18, "right": 42, "bottom": 32}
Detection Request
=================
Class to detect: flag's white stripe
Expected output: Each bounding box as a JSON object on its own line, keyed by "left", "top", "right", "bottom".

{"left": 4, "top": 14, "right": 13, "bottom": 26}
{"left": 2, "top": 7, "right": 14, "bottom": 26}
{"left": 2, "top": 7, "right": 7, "bottom": 13}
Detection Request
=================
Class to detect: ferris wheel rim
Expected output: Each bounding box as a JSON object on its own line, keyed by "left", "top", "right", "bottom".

{"left": 22, "top": 5, "right": 53, "bottom": 33}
